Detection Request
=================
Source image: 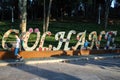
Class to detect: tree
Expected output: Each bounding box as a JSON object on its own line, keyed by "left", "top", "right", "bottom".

{"left": 105, "top": 0, "right": 110, "bottom": 29}
{"left": 43, "top": 0, "right": 53, "bottom": 32}
{"left": 43, "top": 0, "right": 46, "bottom": 32}
{"left": 19, "top": 0, "right": 27, "bottom": 33}
{"left": 46, "top": 0, "right": 52, "bottom": 32}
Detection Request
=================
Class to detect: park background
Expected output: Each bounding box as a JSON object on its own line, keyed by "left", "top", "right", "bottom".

{"left": 0, "top": 0, "right": 120, "bottom": 51}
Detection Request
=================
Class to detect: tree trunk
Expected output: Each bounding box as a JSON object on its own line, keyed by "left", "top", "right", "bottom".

{"left": 105, "top": 0, "right": 110, "bottom": 29}
{"left": 19, "top": 0, "right": 27, "bottom": 33}
{"left": 98, "top": 4, "right": 101, "bottom": 24}
{"left": 43, "top": 0, "right": 46, "bottom": 33}
{"left": 45, "top": 0, "right": 52, "bottom": 32}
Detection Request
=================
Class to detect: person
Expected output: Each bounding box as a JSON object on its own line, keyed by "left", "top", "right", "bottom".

{"left": 84, "top": 40, "right": 89, "bottom": 49}
{"left": 14, "top": 33, "right": 24, "bottom": 61}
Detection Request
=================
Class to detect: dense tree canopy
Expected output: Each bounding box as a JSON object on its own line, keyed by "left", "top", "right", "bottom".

{"left": 0, "top": 0, "right": 120, "bottom": 21}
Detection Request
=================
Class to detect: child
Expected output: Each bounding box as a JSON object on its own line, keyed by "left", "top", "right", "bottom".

{"left": 14, "top": 33, "right": 24, "bottom": 61}
{"left": 84, "top": 40, "right": 89, "bottom": 49}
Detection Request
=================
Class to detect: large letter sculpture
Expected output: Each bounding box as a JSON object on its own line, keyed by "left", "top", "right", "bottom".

{"left": 53, "top": 31, "right": 65, "bottom": 50}
{"left": 36, "top": 31, "right": 52, "bottom": 51}
{"left": 64, "top": 30, "right": 76, "bottom": 50}
{"left": 22, "top": 28, "right": 40, "bottom": 51}
{"left": 2, "top": 29, "right": 118, "bottom": 51}
{"left": 2, "top": 29, "right": 19, "bottom": 50}
{"left": 72, "top": 31, "right": 86, "bottom": 50}
{"left": 53, "top": 30, "right": 76, "bottom": 50}
{"left": 104, "top": 31, "right": 117, "bottom": 49}
{"left": 89, "top": 31, "right": 98, "bottom": 49}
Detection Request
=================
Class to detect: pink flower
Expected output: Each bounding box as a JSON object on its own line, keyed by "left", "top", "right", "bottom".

{"left": 34, "top": 28, "right": 39, "bottom": 33}
{"left": 29, "top": 28, "right": 33, "bottom": 33}
{"left": 47, "top": 32, "right": 51, "bottom": 36}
